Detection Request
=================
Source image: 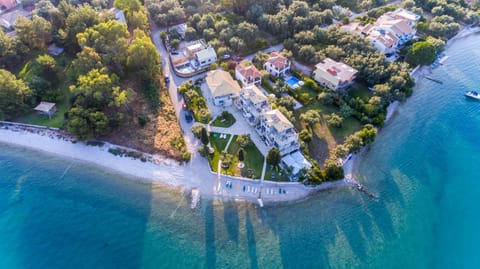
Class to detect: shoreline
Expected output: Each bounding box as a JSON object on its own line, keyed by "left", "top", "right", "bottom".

{"left": 0, "top": 122, "right": 338, "bottom": 204}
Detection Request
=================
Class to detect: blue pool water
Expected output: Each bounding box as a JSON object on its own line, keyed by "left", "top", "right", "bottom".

{"left": 286, "top": 76, "right": 300, "bottom": 88}
{"left": 1, "top": 34, "right": 480, "bottom": 268}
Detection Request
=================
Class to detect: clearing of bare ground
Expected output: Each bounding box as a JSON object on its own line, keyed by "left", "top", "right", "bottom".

{"left": 102, "top": 82, "right": 185, "bottom": 162}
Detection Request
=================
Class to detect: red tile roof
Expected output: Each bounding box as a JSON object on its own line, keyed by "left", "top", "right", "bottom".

{"left": 266, "top": 52, "right": 288, "bottom": 69}
{"left": 236, "top": 63, "right": 262, "bottom": 79}
{"left": 0, "top": 0, "right": 17, "bottom": 10}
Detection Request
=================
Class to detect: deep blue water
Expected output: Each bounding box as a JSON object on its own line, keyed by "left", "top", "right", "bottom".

{"left": 1, "top": 34, "right": 480, "bottom": 268}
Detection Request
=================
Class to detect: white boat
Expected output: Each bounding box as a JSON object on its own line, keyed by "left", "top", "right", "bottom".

{"left": 465, "top": 91, "right": 480, "bottom": 100}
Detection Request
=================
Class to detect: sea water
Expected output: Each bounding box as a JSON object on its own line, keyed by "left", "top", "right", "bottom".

{"left": 1, "top": 34, "right": 480, "bottom": 269}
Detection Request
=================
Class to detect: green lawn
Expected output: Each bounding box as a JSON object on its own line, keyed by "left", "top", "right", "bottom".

{"left": 227, "top": 136, "right": 264, "bottom": 179}
{"left": 329, "top": 116, "right": 363, "bottom": 143}
{"left": 263, "top": 165, "right": 289, "bottom": 181}
{"left": 208, "top": 132, "right": 231, "bottom": 173}
{"left": 348, "top": 84, "right": 372, "bottom": 101}
{"left": 211, "top": 111, "right": 236, "bottom": 127}
{"left": 14, "top": 55, "right": 73, "bottom": 128}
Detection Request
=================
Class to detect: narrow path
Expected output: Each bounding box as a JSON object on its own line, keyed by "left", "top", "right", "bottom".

{"left": 260, "top": 157, "right": 267, "bottom": 181}
{"left": 224, "top": 135, "right": 235, "bottom": 151}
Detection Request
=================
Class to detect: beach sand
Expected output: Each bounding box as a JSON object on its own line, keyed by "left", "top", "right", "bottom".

{"left": 0, "top": 124, "right": 326, "bottom": 204}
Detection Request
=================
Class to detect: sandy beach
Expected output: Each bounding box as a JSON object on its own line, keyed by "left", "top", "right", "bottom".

{"left": 0, "top": 122, "right": 341, "bottom": 204}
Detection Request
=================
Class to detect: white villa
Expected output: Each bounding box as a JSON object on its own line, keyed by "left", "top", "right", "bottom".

{"left": 235, "top": 63, "right": 262, "bottom": 87}
{"left": 185, "top": 40, "right": 217, "bottom": 69}
{"left": 263, "top": 52, "right": 290, "bottom": 77}
{"left": 256, "top": 109, "right": 300, "bottom": 156}
{"left": 341, "top": 8, "right": 420, "bottom": 55}
{"left": 205, "top": 70, "right": 241, "bottom": 106}
{"left": 237, "top": 85, "right": 272, "bottom": 126}
{"left": 312, "top": 58, "right": 358, "bottom": 91}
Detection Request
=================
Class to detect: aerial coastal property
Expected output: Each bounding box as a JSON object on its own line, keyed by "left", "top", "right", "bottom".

{"left": 0, "top": 0, "right": 478, "bottom": 202}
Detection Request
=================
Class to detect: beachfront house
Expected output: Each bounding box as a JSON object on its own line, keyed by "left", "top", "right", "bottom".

{"left": 205, "top": 70, "right": 241, "bottom": 106}
{"left": 312, "top": 58, "right": 358, "bottom": 91}
{"left": 341, "top": 8, "right": 419, "bottom": 55}
{"left": 34, "top": 101, "right": 57, "bottom": 118}
{"left": 263, "top": 52, "right": 290, "bottom": 77}
{"left": 235, "top": 62, "right": 262, "bottom": 87}
{"left": 237, "top": 85, "right": 272, "bottom": 126}
{"left": 257, "top": 109, "right": 300, "bottom": 156}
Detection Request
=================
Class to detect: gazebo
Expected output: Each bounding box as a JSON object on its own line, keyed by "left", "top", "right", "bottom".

{"left": 34, "top": 102, "right": 57, "bottom": 118}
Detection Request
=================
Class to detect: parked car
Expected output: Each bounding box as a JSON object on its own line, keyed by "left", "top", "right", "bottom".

{"left": 222, "top": 54, "right": 231, "bottom": 60}
{"left": 184, "top": 111, "right": 193, "bottom": 123}
{"left": 164, "top": 75, "right": 170, "bottom": 84}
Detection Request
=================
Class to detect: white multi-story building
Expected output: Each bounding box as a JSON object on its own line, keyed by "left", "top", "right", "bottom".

{"left": 341, "top": 8, "right": 419, "bottom": 55}
{"left": 312, "top": 58, "right": 358, "bottom": 91}
{"left": 256, "top": 109, "right": 300, "bottom": 156}
{"left": 237, "top": 85, "right": 271, "bottom": 126}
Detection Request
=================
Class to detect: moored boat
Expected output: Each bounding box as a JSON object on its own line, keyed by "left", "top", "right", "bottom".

{"left": 465, "top": 90, "right": 480, "bottom": 100}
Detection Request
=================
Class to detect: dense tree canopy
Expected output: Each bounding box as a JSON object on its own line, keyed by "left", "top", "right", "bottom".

{"left": 0, "top": 69, "right": 33, "bottom": 120}
{"left": 406, "top": 41, "right": 436, "bottom": 66}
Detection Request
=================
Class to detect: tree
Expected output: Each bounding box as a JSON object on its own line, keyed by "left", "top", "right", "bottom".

{"left": 238, "top": 149, "right": 245, "bottom": 162}
{"left": 406, "top": 41, "right": 436, "bottom": 66}
{"left": 128, "top": 11, "right": 149, "bottom": 33}
{"left": 126, "top": 29, "right": 161, "bottom": 82}
{"left": 77, "top": 20, "right": 129, "bottom": 71}
{"left": 266, "top": 147, "right": 281, "bottom": 167}
{"left": 299, "top": 129, "right": 312, "bottom": 143}
{"left": 70, "top": 68, "right": 128, "bottom": 108}
{"left": 64, "top": 5, "right": 100, "bottom": 53}
{"left": 70, "top": 46, "right": 103, "bottom": 78}
{"left": 66, "top": 107, "right": 90, "bottom": 139}
{"left": 200, "top": 127, "right": 209, "bottom": 145}
{"left": 327, "top": 113, "right": 344, "bottom": 128}
{"left": 237, "top": 134, "right": 250, "bottom": 148}
{"left": 114, "top": 0, "right": 141, "bottom": 13}
{"left": 15, "top": 15, "right": 52, "bottom": 50}
{"left": 300, "top": 109, "right": 320, "bottom": 128}
{"left": 0, "top": 69, "right": 32, "bottom": 120}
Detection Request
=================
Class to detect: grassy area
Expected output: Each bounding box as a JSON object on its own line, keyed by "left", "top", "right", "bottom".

{"left": 348, "top": 84, "right": 372, "bottom": 101}
{"left": 211, "top": 111, "right": 236, "bottom": 127}
{"left": 227, "top": 136, "right": 264, "bottom": 179}
{"left": 329, "top": 116, "right": 363, "bottom": 143}
{"left": 15, "top": 97, "right": 68, "bottom": 128}
{"left": 15, "top": 55, "right": 73, "bottom": 128}
{"left": 208, "top": 132, "right": 231, "bottom": 173}
{"left": 263, "top": 165, "right": 289, "bottom": 181}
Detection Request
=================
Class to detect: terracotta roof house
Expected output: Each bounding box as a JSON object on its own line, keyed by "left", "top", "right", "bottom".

{"left": 312, "top": 58, "right": 358, "bottom": 91}
{"left": 0, "top": 0, "right": 18, "bottom": 12}
{"left": 263, "top": 52, "right": 290, "bottom": 77}
{"left": 235, "top": 62, "right": 262, "bottom": 87}
{"left": 205, "top": 70, "right": 241, "bottom": 106}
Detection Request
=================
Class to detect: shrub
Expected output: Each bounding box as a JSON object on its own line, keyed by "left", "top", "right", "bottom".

{"left": 137, "top": 114, "right": 148, "bottom": 127}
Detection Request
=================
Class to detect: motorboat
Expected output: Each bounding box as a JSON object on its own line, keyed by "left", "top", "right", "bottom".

{"left": 465, "top": 91, "right": 480, "bottom": 100}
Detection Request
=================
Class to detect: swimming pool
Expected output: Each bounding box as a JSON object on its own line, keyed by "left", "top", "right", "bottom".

{"left": 286, "top": 76, "right": 303, "bottom": 89}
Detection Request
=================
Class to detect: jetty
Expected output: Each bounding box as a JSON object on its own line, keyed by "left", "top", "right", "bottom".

{"left": 345, "top": 177, "right": 377, "bottom": 199}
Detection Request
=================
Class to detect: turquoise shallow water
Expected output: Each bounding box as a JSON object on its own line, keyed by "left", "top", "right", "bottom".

{"left": 1, "top": 34, "right": 480, "bottom": 268}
